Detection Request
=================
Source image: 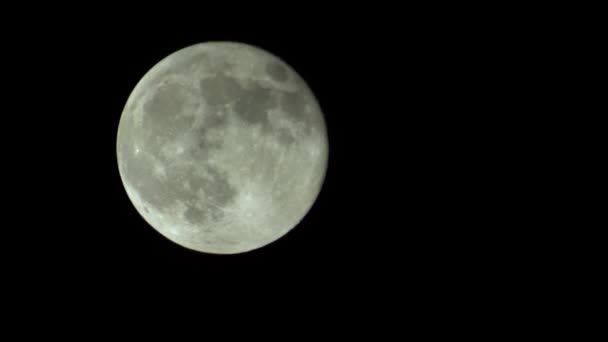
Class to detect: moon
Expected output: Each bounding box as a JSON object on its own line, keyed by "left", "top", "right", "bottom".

{"left": 116, "top": 42, "right": 328, "bottom": 254}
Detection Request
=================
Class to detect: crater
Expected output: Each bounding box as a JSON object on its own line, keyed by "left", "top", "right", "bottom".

{"left": 266, "top": 61, "right": 288, "bottom": 82}
{"left": 276, "top": 127, "right": 296, "bottom": 145}
{"left": 199, "top": 74, "right": 242, "bottom": 106}
{"left": 162, "top": 163, "right": 238, "bottom": 224}
{"left": 203, "top": 166, "right": 238, "bottom": 205}
{"left": 183, "top": 206, "right": 208, "bottom": 225}
{"left": 233, "top": 82, "right": 277, "bottom": 126}
{"left": 188, "top": 113, "right": 227, "bottom": 161}
{"left": 204, "top": 110, "right": 229, "bottom": 129}
{"left": 281, "top": 91, "right": 307, "bottom": 121}
{"left": 144, "top": 82, "right": 195, "bottom": 127}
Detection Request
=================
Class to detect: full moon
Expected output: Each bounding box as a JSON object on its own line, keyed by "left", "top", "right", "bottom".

{"left": 116, "top": 42, "right": 328, "bottom": 254}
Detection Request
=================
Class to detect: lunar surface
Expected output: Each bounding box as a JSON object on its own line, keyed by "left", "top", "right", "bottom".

{"left": 116, "top": 42, "right": 328, "bottom": 254}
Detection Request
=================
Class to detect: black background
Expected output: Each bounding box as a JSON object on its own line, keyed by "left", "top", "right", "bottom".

{"left": 0, "top": 4, "right": 594, "bottom": 336}
{"left": 3, "top": 6, "right": 531, "bottom": 311}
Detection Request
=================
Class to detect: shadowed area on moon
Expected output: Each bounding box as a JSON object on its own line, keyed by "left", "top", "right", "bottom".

{"left": 117, "top": 42, "right": 328, "bottom": 253}
{"left": 265, "top": 61, "right": 288, "bottom": 82}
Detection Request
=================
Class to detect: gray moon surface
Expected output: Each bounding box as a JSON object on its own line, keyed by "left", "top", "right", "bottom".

{"left": 116, "top": 42, "right": 328, "bottom": 254}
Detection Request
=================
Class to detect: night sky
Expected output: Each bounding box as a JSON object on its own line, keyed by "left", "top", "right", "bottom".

{"left": 4, "top": 6, "right": 524, "bottom": 315}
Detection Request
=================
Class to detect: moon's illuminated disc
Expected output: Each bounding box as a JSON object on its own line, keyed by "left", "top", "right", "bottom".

{"left": 116, "top": 42, "right": 328, "bottom": 254}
